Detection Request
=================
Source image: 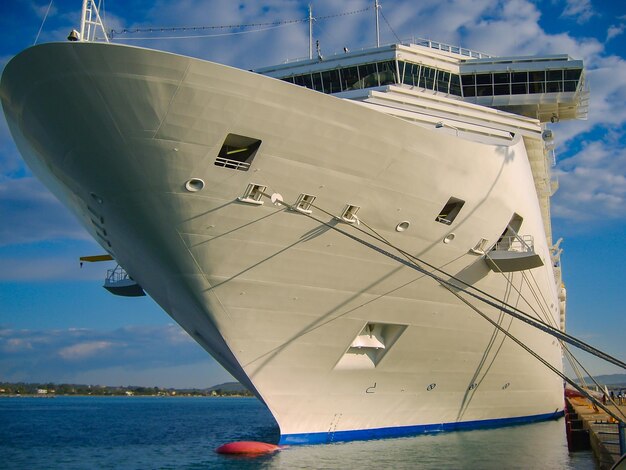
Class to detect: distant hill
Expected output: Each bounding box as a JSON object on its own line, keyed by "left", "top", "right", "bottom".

{"left": 575, "top": 374, "right": 626, "bottom": 386}
{"left": 207, "top": 382, "right": 248, "bottom": 393}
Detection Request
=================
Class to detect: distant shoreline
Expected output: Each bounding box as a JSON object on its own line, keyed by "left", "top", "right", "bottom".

{"left": 0, "top": 381, "right": 252, "bottom": 398}
{"left": 0, "top": 394, "right": 254, "bottom": 398}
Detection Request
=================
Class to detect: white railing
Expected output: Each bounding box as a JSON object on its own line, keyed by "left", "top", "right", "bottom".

{"left": 281, "top": 38, "right": 491, "bottom": 64}
{"left": 492, "top": 235, "right": 535, "bottom": 253}
{"left": 409, "top": 38, "right": 491, "bottom": 59}
{"left": 105, "top": 265, "right": 131, "bottom": 284}
{"left": 214, "top": 157, "right": 251, "bottom": 171}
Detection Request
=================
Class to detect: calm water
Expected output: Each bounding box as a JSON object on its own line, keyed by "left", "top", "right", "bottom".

{"left": 1, "top": 396, "right": 597, "bottom": 469}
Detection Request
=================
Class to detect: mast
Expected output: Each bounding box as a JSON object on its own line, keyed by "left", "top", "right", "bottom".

{"left": 79, "top": 0, "right": 88, "bottom": 41}
{"left": 374, "top": 0, "right": 380, "bottom": 47}
{"left": 78, "top": 0, "right": 109, "bottom": 42}
{"left": 308, "top": 4, "right": 314, "bottom": 60}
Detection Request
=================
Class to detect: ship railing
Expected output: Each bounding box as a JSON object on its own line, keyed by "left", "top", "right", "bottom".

{"left": 409, "top": 38, "right": 491, "bottom": 58}
{"left": 105, "top": 265, "right": 131, "bottom": 284}
{"left": 281, "top": 38, "right": 490, "bottom": 64}
{"left": 214, "top": 157, "right": 251, "bottom": 171}
{"left": 492, "top": 235, "right": 535, "bottom": 253}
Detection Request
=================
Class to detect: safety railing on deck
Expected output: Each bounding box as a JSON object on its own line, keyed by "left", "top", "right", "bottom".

{"left": 491, "top": 235, "right": 535, "bottom": 253}
{"left": 106, "top": 265, "right": 131, "bottom": 284}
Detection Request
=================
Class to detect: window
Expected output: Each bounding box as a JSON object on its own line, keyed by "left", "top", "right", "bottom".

{"left": 378, "top": 60, "right": 397, "bottom": 86}
{"left": 529, "top": 71, "right": 545, "bottom": 94}
{"left": 312, "top": 72, "right": 323, "bottom": 92}
{"left": 215, "top": 134, "right": 262, "bottom": 171}
{"left": 461, "top": 74, "right": 476, "bottom": 96}
{"left": 358, "top": 63, "right": 379, "bottom": 88}
{"left": 493, "top": 72, "right": 510, "bottom": 95}
{"left": 475, "top": 73, "right": 492, "bottom": 96}
{"left": 321, "top": 69, "right": 341, "bottom": 94}
{"left": 342, "top": 66, "right": 360, "bottom": 90}
{"left": 401, "top": 62, "right": 420, "bottom": 86}
{"left": 564, "top": 69, "right": 582, "bottom": 81}
{"left": 436, "top": 71, "right": 450, "bottom": 93}
{"left": 450, "top": 74, "right": 461, "bottom": 96}
{"left": 436, "top": 197, "right": 465, "bottom": 225}
{"left": 420, "top": 66, "right": 436, "bottom": 90}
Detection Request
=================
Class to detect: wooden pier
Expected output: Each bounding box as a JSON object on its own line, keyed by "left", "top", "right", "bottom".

{"left": 566, "top": 396, "right": 626, "bottom": 469}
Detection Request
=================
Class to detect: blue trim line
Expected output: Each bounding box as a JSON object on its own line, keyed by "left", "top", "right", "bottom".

{"left": 279, "top": 410, "right": 564, "bottom": 445}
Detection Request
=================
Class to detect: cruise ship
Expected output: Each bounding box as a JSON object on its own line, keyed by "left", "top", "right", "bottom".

{"left": 1, "top": 1, "right": 588, "bottom": 444}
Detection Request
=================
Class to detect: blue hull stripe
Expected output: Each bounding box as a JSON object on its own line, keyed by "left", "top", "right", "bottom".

{"left": 279, "top": 410, "right": 564, "bottom": 445}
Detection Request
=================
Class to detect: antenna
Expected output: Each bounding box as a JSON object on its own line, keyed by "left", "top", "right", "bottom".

{"left": 308, "top": 4, "right": 313, "bottom": 60}
{"left": 79, "top": 0, "right": 109, "bottom": 42}
{"left": 374, "top": 0, "right": 380, "bottom": 47}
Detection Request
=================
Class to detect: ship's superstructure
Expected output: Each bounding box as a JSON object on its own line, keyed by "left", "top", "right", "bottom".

{"left": 1, "top": 4, "right": 589, "bottom": 444}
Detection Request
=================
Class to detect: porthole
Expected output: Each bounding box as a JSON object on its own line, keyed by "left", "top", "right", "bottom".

{"left": 426, "top": 383, "right": 437, "bottom": 391}
{"left": 396, "top": 221, "right": 410, "bottom": 232}
{"left": 443, "top": 233, "right": 456, "bottom": 244}
{"left": 185, "top": 178, "right": 205, "bottom": 192}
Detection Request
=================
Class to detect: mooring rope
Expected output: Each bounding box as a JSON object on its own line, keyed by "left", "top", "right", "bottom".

{"left": 260, "top": 191, "right": 626, "bottom": 371}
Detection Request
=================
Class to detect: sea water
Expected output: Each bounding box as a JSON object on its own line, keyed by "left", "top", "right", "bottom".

{"left": 1, "top": 396, "right": 597, "bottom": 469}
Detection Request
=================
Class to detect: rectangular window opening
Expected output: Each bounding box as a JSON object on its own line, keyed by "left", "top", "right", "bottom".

{"left": 215, "top": 134, "right": 262, "bottom": 171}
{"left": 436, "top": 197, "right": 465, "bottom": 225}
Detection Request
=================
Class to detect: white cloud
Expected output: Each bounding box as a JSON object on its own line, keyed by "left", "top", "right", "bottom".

{"left": 553, "top": 139, "right": 626, "bottom": 222}
{"left": 0, "top": 176, "right": 89, "bottom": 246}
{"left": 58, "top": 340, "right": 114, "bottom": 360}
{"left": 0, "top": 325, "right": 229, "bottom": 387}
{"left": 30, "top": 1, "right": 58, "bottom": 20}
{"left": 560, "top": 0, "right": 596, "bottom": 24}
{"left": 607, "top": 24, "right": 624, "bottom": 42}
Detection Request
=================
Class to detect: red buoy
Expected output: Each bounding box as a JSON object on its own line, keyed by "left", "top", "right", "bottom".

{"left": 215, "top": 441, "right": 281, "bottom": 455}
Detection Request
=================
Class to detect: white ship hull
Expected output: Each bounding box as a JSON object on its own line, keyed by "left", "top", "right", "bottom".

{"left": 2, "top": 42, "right": 565, "bottom": 443}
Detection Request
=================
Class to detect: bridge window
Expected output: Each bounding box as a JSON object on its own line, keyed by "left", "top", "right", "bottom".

{"left": 420, "top": 66, "right": 437, "bottom": 90}
{"left": 294, "top": 74, "right": 313, "bottom": 90}
{"left": 312, "top": 72, "right": 323, "bottom": 93}
{"left": 493, "top": 72, "right": 510, "bottom": 95}
{"left": 462, "top": 74, "right": 476, "bottom": 97}
{"left": 511, "top": 72, "right": 528, "bottom": 94}
{"left": 402, "top": 62, "right": 420, "bottom": 86}
{"left": 358, "top": 63, "right": 379, "bottom": 88}
{"left": 450, "top": 74, "right": 461, "bottom": 95}
{"left": 458, "top": 66, "right": 582, "bottom": 98}
{"left": 476, "top": 73, "right": 492, "bottom": 96}
{"left": 436, "top": 71, "right": 450, "bottom": 93}
{"left": 321, "top": 69, "right": 341, "bottom": 94}
{"left": 378, "top": 60, "right": 397, "bottom": 86}
{"left": 342, "top": 66, "right": 360, "bottom": 90}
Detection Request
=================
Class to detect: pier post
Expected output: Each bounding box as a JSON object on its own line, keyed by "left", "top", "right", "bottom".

{"left": 617, "top": 421, "right": 626, "bottom": 455}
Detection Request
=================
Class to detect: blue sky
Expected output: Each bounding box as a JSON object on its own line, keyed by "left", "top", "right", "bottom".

{"left": 1, "top": 0, "right": 625, "bottom": 388}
